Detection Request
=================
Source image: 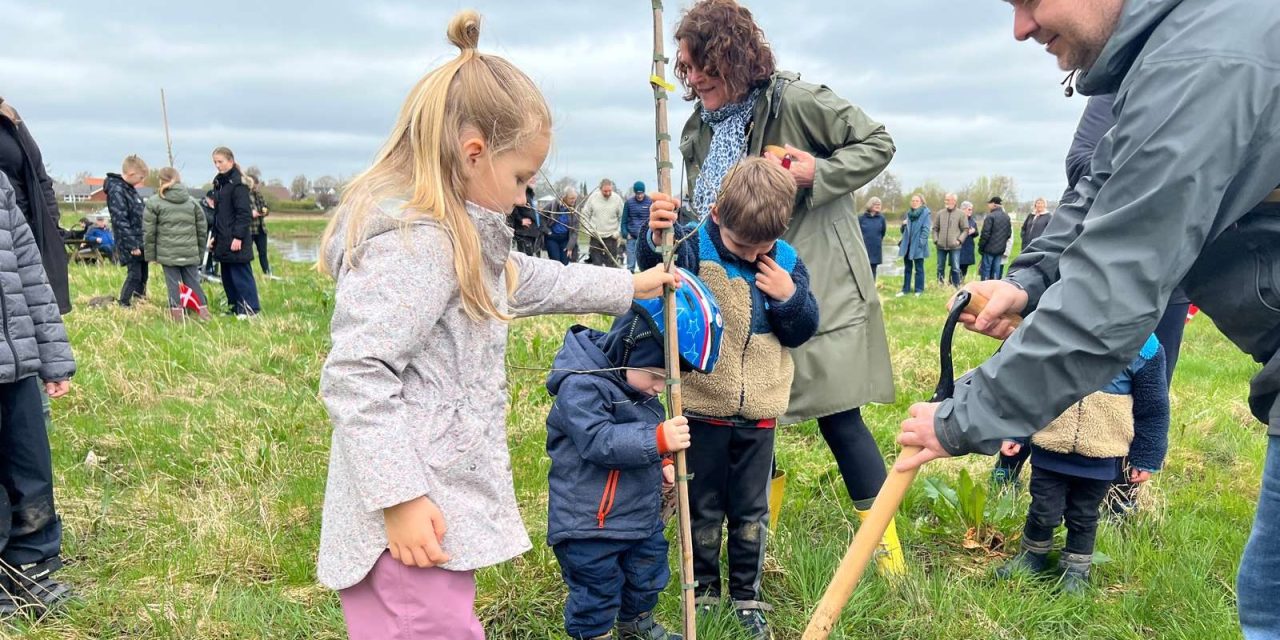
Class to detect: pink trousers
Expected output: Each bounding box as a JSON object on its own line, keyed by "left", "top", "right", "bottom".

{"left": 340, "top": 551, "right": 485, "bottom": 639}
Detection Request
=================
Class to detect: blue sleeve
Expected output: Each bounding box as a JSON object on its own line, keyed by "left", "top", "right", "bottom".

{"left": 766, "top": 257, "right": 820, "bottom": 349}
{"left": 554, "top": 376, "right": 662, "bottom": 469}
{"left": 637, "top": 222, "right": 699, "bottom": 273}
{"left": 1127, "top": 347, "right": 1170, "bottom": 472}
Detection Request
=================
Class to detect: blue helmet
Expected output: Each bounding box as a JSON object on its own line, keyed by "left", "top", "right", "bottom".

{"left": 633, "top": 267, "right": 724, "bottom": 374}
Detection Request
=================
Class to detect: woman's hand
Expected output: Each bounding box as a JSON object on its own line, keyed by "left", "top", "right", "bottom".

{"left": 764, "top": 144, "right": 816, "bottom": 189}
{"left": 384, "top": 496, "right": 450, "bottom": 568}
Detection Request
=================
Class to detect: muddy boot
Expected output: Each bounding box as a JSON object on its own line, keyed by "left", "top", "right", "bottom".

{"left": 615, "top": 611, "right": 681, "bottom": 640}
{"left": 7, "top": 558, "right": 74, "bottom": 612}
{"left": 733, "top": 601, "right": 773, "bottom": 640}
{"left": 1058, "top": 553, "right": 1092, "bottom": 595}
{"left": 169, "top": 308, "right": 185, "bottom": 322}
{"left": 995, "top": 536, "right": 1052, "bottom": 579}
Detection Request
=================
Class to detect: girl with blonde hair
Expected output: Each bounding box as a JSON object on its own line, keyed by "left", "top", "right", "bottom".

{"left": 314, "top": 10, "right": 675, "bottom": 638}
{"left": 144, "top": 168, "right": 210, "bottom": 320}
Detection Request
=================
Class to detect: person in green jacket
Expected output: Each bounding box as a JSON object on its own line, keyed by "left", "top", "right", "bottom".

{"left": 672, "top": 0, "right": 900, "bottom": 628}
{"left": 145, "top": 168, "right": 211, "bottom": 321}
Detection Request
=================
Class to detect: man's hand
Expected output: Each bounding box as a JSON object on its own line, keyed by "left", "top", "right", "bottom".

{"left": 764, "top": 144, "right": 816, "bottom": 189}
{"left": 951, "top": 281, "right": 1028, "bottom": 340}
{"left": 755, "top": 255, "right": 795, "bottom": 302}
{"left": 384, "top": 496, "right": 450, "bottom": 568}
{"left": 1001, "top": 440, "right": 1022, "bottom": 456}
{"left": 230, "top": 238, "right": 242, "bottom": 252}
{"left": 895, "top": 402, "right": 954, "bottom": 471}
{"left": 44, "top": 380, "right": 70, "bottom": 398}
{"left": 648, "top": 193, "right": 678, "bottom": 245}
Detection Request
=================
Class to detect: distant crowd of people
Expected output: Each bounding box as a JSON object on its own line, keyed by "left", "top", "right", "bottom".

{"left": 508, "top": 178, "right": 678, "bottom": 272}
{"left": 856, "top": 193, "right": 1055, "bottom": 297}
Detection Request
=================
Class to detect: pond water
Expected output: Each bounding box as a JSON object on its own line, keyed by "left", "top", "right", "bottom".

{"left": 273, "top": 236, "right": 321, "bottom": 263}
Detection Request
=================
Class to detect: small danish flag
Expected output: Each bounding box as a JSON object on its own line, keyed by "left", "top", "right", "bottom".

{"left": 179, "top": 283, "right": 205, "bottom": 312}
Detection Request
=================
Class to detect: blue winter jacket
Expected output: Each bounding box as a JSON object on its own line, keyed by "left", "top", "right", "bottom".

{"left": 85, "top": 227, "right": 114, "bottom": 253}
{"left": 859, "top": 212, "right": 886, "bottom": 265}
{"left": 898, "top": 207, "right": 931, "bottom": 260}
{"left": 622, "top": 195, "right": 653, "bottom": 239}
{"left": 545, "top": 325, "right": 668, "bottom": 546}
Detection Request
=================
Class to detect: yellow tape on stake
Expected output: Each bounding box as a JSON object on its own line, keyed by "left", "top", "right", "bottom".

{"left": 650, "top": 74, "right": 676, "bottom": 92}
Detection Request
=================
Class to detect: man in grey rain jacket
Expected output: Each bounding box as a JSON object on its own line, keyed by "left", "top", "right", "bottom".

{"left": 895, "top": 1, "right": 1280, "bottom": 635}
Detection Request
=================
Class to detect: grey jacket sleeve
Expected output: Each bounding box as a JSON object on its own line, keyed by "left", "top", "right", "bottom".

{"left": 7, "top": 196, "right": 74, "bottom": 382}
{"left": 507, "top": 252, "right": 633, "bottom": 318}
{"left": 936, "top": 57, "right": 1280, "bottom": 455}
{"left": 319, "top": 227, "right": 450, "bottom": 511}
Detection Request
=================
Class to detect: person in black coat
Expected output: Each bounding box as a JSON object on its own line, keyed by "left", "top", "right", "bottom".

{"left": 509, "top": 185, "right": 541, "bottom": 256}
{"left": 0, "top": 98, "right": 71, "bottom": 315}
{"left": 104, "top": 156, "right": 151, "bottom": 306}
{"left": 858, "top": 197, "right": 887, "bottom": 278}
{"left": 210, "top": 147, "right": 260, "bottom": 315}
{"left": 978, "top": 197, "right": 1012, "bottom": 281}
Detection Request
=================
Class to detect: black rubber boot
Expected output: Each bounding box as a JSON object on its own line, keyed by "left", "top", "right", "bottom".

{"left": 0, "top": 574, "right": 21, "bottom": 618}
{"left": 733, "top": 601, "right": 773, "bottom": 640}
{"left": 615, "top": 611, "right": 681, "bottom": 640}
{"left": 995, "top": 537, "right": 1053, "bottom": 579}
{"left": 1058, "top": 552, "right": 1092, "bottom": 595}
{"left": 6, "top": 558, "right": 74, "bottom": 612}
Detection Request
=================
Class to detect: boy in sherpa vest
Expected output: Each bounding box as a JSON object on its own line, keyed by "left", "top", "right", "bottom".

{"left": 996, "top": 334, "right": 1169, "bottom": 593}
{"left": 640, "top": 157, "right": 819, "bottom": 637}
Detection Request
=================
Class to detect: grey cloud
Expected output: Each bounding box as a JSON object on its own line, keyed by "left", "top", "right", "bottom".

{"left": 4, "top": 0, "right": 1084, "bottom": 202}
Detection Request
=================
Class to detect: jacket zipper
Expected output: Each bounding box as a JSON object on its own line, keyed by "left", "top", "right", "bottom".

{"left": 0, "top": 278, "right": 17, "bottom": 379}
{"left": 737, "top": 331, "right": 753, "bottom": 414}
{"left": 596, "top": 469, "right": 620, "bottom": 528}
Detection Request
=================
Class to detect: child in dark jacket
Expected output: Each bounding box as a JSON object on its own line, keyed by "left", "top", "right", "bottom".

{"left": 640, "top": 158, "right": 819, "bottom": 637}
{"left": 996, "top": 334, "right": 1170, "bottom": 593}
{"left": 546, "top": 310, "right": 692, "bottom": 640}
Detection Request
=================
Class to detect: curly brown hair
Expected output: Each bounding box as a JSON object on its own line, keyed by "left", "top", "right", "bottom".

{"left": 674, "top": 0, "right": 776, "bottom": 104}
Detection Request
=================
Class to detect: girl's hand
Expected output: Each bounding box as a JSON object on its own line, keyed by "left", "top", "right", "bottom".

{"left": 44, "top": 380, "right": 70, "bottom": 399}
{"left": 1000, "top": 440, "right": 1022, "bottom": 456}
{"left": 662, "top": 463, "right": 675, "bottom": 487}
{"left": 1129, "top": 469, "right": 1153, "bottom": 484}
{"left": 383, "top": 496, "right": 450, "bottom": 568}
{"left": 633, "top": 265, "right": 679, "bottom": 300}
{"left": 648, "top": 194, "right": 679, "bottom": 245}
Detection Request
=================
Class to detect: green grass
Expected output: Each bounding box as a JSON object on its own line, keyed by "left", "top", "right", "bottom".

{"left": 5, "top": 237, "right": 1261, "bottom": 639}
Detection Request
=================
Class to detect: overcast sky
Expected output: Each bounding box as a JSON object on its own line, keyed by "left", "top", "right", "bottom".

{"left": 3, "top": 0, "right": 1085, "bottom": 201}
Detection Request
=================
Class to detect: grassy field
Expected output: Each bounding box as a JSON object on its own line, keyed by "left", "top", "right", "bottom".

{"left": 6, "top": 219, "right": 1263, "bottom": 639}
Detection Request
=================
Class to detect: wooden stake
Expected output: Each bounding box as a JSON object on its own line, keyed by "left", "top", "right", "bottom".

{"left": 651, "top": 2, "right": 696, "bottom": 638}
{"left": 160, "top": 88, "right": 175, "bottom": 168}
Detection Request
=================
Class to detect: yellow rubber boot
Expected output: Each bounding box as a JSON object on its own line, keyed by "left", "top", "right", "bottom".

{"left": 767, "top": 469, "right": 787, "bottom": 532}
{"left": 855, "top": 507, "right": 907, "bottom": 577}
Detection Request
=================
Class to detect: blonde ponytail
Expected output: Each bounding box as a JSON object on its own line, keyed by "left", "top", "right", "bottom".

{"left": 319, "top": 9, "right": 551, "bottom": 322}
{"left": 157, "top": 167, "right": 181, "bottom": 196}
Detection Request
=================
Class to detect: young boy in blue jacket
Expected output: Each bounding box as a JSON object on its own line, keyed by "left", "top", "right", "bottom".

{"left": 546, "top": 309, "right": 692, "bottom": 640}
{"left": 996, "top": 334, "right": 1170, "bottom": 593}
{"left": 641, "top": 158, "right": 819, "bottom": 638}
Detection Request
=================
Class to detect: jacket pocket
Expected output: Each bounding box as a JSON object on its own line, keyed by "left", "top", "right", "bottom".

{"left": 829, "top": 215, "right": 871, "bottom": 327}
{"left": 596, "top": 469, "right": 620, "bottom": 529}
{"left": 420, "top": 398, "right": 486, "bottom": 470}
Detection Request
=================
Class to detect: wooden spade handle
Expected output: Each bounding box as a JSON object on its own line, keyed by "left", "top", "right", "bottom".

{"left": 802, "top": 446, "right": 922, "bottom": 639}
{"left": 960, "top": 288, "right": 1022, "bottom": 330}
